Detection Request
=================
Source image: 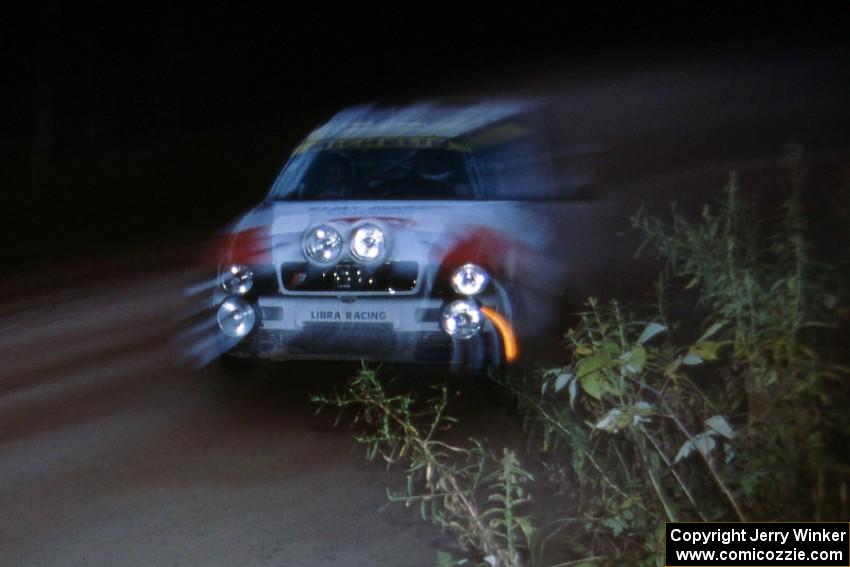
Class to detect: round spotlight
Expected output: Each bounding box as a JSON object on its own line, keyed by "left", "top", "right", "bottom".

{"left": 303, "top": 225, "right": 343, "bottom": 264}
{"left": 216, "top": 297, "right": 257, "bottom": 338}
{"left": 220, "top": 264, "right": 254, "bottom": 295}
{"left": 350, "top": 224, "right": 386, "bottom": 263}
{"left": 441, "top": 300, "right": 483, "bottom": 339}
{"left": 450, "top": 263, "right": 489, "bottom": 296}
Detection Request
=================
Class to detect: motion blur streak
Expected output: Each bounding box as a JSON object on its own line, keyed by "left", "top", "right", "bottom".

{"left": 0, "top": 260, "right": 455, "bottom": 566}
{"left": 480, "top": 307, "right": 518, "bottom": 363}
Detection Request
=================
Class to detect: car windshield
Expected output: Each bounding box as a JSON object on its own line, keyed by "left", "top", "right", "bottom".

{"left": 269, "top": 147, "right": 474, "bottom": 201}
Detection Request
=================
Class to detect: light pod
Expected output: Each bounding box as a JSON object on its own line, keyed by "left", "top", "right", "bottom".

{"left": 441, "top": 300, "right": 483, "bottom": 339}
{"left": 220, "top": 264, "right": 254, "bottom": 295}
{"left": 303, "top": 225, "right": 344, "bottom": 264}
{"left": 350, "top": 224, "right": 387, "bottom": 263}
{"left": 217, "top": 296, "right": 257, "bottom": 338}
{"left": 450, "top": 263, "right": 489, "bottom": 296}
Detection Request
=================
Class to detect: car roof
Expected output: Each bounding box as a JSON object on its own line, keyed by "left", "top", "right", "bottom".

{"left": 296, "top": 100, "right": 539, "bottom": 152}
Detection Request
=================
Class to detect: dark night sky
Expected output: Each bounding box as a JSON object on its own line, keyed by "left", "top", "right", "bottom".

{"left": 4, "top": 5, "right": 849, "bottom": 268}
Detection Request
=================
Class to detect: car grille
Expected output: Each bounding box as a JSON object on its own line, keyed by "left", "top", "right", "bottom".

{"left": 281, "top": 262, "right": 418, "bottom": 293}
{"left": 287, "top": 323, "right": 397, "bottom": 356}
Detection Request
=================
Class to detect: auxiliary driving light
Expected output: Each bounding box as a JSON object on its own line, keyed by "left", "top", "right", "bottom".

{"left": 350, "top": 224, "right": 386, "bottom": 263}
{"left": 216, "top": 297, "right": 257, "bottom": 338}
{"left": 304, "top": 225, "right": 344, "bottom": 264}
{"left": 450, "top": 263, "right": 489, "bottom": 296}
{"left": 441, "top": 300, "right": 483, "bottom": 339}
{"left": 220, "top": 264, "right": 254, "bottom": 295}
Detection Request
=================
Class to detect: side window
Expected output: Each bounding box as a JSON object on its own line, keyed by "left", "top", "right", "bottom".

{"left": 475, "top": 138, "right": 554, "bottom": 200}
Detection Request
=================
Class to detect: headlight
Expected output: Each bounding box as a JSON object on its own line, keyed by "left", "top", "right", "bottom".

{"left": 220, "top": 264, "right": 254, "bottom": 295}
{"left": 350, "top": 224, "right": 386, "bottom": 263}
{"left": 303, "top": 225, "right": 343, "bottom": 264}
{"left": 451, "top": 263, "right": 489, "bottom": 296}
{"left": 216, "top": 296, "right": 257, "bottom": 338}
{"left": 441, "top": 300, "right": 483, "bottom": 339}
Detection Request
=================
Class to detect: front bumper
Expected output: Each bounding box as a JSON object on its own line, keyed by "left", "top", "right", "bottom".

{"left": 222, "top": 295, "right": 504, "bottom": 365}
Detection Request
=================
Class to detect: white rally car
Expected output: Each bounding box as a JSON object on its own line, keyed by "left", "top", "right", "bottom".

{"left": 195, "top": 100, "right": 601, "bottom": 371}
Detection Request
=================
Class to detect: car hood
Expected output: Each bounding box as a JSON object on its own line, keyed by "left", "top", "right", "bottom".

{"left": 221, "top": 200, "right": 566, "bottom": 288}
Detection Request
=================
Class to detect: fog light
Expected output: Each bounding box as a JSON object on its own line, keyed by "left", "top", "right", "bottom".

{"left": 451, "top": 263, "right": 489, "bottom": 296}
{"left": 217, "top": 297, "right": 257, "bottom": 338}
{"left": 441, "top": 300, "right": 483, "bottom": 339}
{"left": 303, "top": 225, "right": 343, "bottom": 265}
{"left": 221, "top": 264, "right": 254, "bottom": 295}
{"left": 350, "top": 224, "right": 387, "bottom": 263}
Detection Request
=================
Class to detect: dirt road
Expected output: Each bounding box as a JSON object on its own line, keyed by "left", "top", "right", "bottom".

{"left": 0, "top": 265, "right": 476, "bottom": 566}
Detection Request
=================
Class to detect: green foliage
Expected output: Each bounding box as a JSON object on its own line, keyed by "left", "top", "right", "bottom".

{"left": 312, "top": 366, "right": 535, "bottom": 567}
{"left": 633, "top": 157, "right": 850, "bottom": 519}
{"left": 508, "top": 152, "right": 850, "bottom": 564}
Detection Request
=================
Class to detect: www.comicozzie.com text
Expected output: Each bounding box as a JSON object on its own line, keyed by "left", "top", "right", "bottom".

{"left": 670, "top": 527, "right": 848, "bottom": 546}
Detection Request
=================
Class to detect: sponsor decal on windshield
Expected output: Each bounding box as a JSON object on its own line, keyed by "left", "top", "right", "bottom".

{"left": 294, "top": 137, "right": 469, "bottom": 154}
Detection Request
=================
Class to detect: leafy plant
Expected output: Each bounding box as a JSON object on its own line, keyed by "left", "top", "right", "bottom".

{"left": 508, "top": 151, "right": 850, "bottom": 563}
{"left": 633, "top": 156, "right": 850, "bottom": 519}
{"left": 312, "top": 366, "right": 536, "bottom": 567}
